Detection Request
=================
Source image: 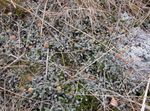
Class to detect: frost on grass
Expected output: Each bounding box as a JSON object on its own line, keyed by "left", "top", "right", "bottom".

{"left": 0, "top": 0, "right": 150, "bottom": 110}
{"left": 114, "top": 27, "right": 150, "bottom": 80}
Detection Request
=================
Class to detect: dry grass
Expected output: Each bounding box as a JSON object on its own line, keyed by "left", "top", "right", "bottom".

{"left": 0, "top": 0, "right": 150, "bottom": 111}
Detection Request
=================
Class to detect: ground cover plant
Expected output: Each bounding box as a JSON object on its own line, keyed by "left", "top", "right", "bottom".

{"left": 0, "top": 0, "right": 150, "bottom": 111}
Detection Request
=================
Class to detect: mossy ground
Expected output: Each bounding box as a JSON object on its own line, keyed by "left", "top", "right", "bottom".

{"left": 0, "top": 0, "right": 150, "bottom": 111}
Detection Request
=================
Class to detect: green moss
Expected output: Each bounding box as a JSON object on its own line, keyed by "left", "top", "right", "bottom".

{"left": 14, "top": 7, "right": 27, "bottom": 18}
{"left": 75, "top": 95, "right": 100, "bottom": 111}
{"left": 98, "top": 62, "right": 105, "bottom": 71}
{"left": 51, "top": 53, "right": 73, "bottom": 66}
{"left": 63, "top": 83, "right": 73, "bottom": 94}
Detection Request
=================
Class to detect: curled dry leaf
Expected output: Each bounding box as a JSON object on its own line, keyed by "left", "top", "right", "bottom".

{"left": 110, "top": 97, "right": 118, "bottom": 107}
{"left": 76, "top": 0, "right": 82, "bottom": 5}
{"left": 7, "top": 12, "right": 12, "bottom": 15}
{"left": 88, "top": 75, "right": 96, "bottom": 80}
{"left": 129, "top": 3, "right": 140, "bottom": 15}
{"left": 27, "top": 75, "right": 33, "bottom": 81}
{"left": 28, "top": 87, "right": 33, "bottom": 93}
{"left": 28, "top": 45, "right": 33, "bottom": 49}
{"left": 36, "top": 20, "right": 42, "bottom": 27}
{"left": 19, "top": 86, "right": 26, "bottom": 92}
{"left": 56, "top": 86, "right": 62, "bottom": 93}
{"left": 44, "top": 41, "right": 49, "bottom": 48}
{"left": 10, "top": 35, "right": 16, "bottom": 40}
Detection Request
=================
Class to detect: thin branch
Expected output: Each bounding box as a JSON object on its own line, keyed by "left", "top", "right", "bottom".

{"left": 141, "top": 75, "right": 150, "bottom": 111}
{"left": 40, "top": 0, "right": 49, "bottom": 37}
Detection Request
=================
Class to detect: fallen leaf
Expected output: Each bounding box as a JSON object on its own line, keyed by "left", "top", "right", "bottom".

{"left": 19, "top": 86, "right": 26, "bottom": 92}
{"left": 28, "top": 87, "right": 33, "bottom": 93}
{"left": 27, "top": 75, "right": 33, "bottom": 81}
{"left": 129, "top": 3, "right": 140, "bottom": 15}
{"left": 44, "top": 41, "right": 49, "bottom": 48}
{"left": 36, "top": 20, "right": 42, "bottom": 27}
{"left": 10, "top": 35, "right": 16, "bottom": 40}
{"left": 110, "top": 97, "right": 118, "bottom": 107}
{"left": 88, "top": 75, "right": 96, "bottom": 80}
{"left": 76, "top": 0, "right": 82, "bottom": 5}
{"left": 56, "top": 86, "right": 62, "bottom": 93}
